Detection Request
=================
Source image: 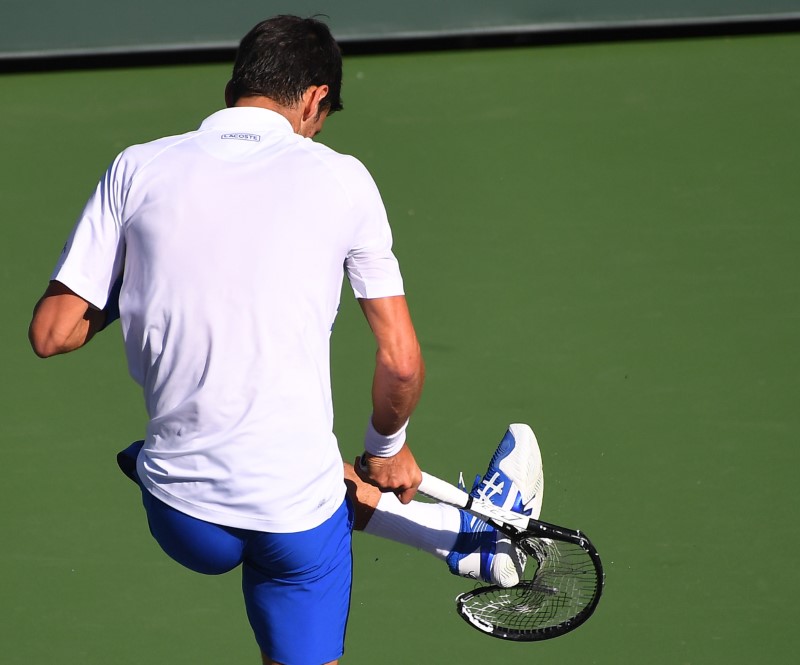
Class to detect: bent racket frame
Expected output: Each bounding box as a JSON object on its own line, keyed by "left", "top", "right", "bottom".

{"left": 418, "top": 471, "right": 604, "bottom": 641}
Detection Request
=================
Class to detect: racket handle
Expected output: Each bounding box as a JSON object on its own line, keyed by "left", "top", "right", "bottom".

{"left": 419, "top": 471, "right": 470, "bottom": 508}
{"left": 420, "top": 471, "right": 530, "bottom": 530}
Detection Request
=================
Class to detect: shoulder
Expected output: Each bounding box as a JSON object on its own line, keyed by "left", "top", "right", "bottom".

{"left": 102, "top": 130, "right": 199, "bottom": 192}
{"left": 300, "top": 141, "right": 380, "bottom": 197}
{"left": 300, "top": 139, "right": 366, "bottom": 172}
{"left": 117, "top": 131, "right": 198, "bottom": 169}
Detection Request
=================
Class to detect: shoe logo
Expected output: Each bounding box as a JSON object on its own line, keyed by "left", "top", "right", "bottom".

{"left": 475, "top": 472, "right": 506, "bottom": 504}
{"left": 512, "top": 493, "right": 534, "bottom": 517}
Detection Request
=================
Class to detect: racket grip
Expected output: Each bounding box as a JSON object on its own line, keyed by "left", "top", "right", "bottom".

{"left": 419, "top": 472, "right": 470, "bottom": 508}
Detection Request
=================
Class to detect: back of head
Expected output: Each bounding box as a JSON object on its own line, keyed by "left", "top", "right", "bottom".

{"left": 229, "top": 15, "right": 343, "bottom": 114}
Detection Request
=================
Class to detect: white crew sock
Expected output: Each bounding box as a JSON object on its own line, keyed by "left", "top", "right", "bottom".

{"left": 362, "top": 492, "right": 461, "bottom": 560}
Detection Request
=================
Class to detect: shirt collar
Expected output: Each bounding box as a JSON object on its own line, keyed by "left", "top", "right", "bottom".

{"left": 199, "top": 107, "right": 294, "bottom": 134}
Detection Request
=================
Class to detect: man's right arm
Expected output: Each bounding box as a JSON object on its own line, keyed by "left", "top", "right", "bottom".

{"left": 356, "top": 295, "right": 425, "bottom": 503}
{"left": 29, "top": 281, "right": 108, "bottom": 358}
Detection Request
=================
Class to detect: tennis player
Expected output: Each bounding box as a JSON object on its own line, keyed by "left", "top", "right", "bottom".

{"left": 29, "top": 15, "right": 543, "bottom": 665}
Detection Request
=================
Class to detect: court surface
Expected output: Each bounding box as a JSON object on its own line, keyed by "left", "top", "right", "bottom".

{"left": 1, "top": 32, "right": 798, "bottom": 664}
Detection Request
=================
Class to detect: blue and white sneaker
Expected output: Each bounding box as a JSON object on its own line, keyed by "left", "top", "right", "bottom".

{"left": 446, "top": 424, "right": 544, "bottom": 587}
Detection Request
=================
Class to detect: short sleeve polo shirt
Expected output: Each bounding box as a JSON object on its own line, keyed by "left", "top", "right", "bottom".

{"left": 52, "top": 107, "right": 405, "bottom": 532}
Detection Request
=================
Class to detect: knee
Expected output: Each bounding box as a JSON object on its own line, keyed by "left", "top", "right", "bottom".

{"left": 142, "top": 491, "right": 244, "bottom": 575}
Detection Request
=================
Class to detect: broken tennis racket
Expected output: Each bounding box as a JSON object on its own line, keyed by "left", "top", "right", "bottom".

{"left": 418, "top": 471, "right": 604, "bottom": 641}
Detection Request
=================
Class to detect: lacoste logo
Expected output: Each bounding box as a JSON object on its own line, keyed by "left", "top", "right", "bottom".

{"left": 221, "top": 133, "right": 261, "bottom": 142}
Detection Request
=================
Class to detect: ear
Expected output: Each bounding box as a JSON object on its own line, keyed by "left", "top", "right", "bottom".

{"left": 224, "top": 80, "right": 236, "bottom": 108}
{"left": 301, "top": 85, "right": 330, "bottom": 121}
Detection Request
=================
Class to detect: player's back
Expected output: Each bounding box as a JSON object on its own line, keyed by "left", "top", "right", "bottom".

{"left": 115, "top": 107, "right": 380, "bottom": 532}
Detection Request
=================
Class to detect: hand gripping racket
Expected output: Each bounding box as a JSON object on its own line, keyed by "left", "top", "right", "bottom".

{"left": 418, "top": 471, "right": 604, "bottom": 641}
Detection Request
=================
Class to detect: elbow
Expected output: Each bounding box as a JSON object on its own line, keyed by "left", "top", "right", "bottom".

{"left": 401, "top": 354, "right": 425, "bottom": 387}
{"left": 30, "top": 338, "right": 59, "bottom": 359}
{"left": 29, "top": 325, "right": 64, "bottom": 359}
{"left": 381, "top": 346, "right": 425, "bottom": 386}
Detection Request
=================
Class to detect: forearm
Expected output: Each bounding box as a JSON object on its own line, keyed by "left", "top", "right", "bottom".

{"left": 360, "top": 354, "right": 424, "bottom": 504}
{"left": 370, "top": 349, "right": 425, "bottom": 435}
{"left": 358, "top": 295, "right": 425, "bottom": 435}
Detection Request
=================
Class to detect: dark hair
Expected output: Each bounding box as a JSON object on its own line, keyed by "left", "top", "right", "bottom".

{"left": 228, "top": 15, "right": 343, "bottom": 114}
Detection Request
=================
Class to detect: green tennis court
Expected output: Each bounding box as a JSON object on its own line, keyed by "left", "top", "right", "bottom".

{"left": 1, "top": 32, "right": 798, "bottom": 664}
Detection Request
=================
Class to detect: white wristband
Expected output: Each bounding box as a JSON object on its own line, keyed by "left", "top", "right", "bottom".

{"left": 364, "top": 417, "right": 409, "bottom": 457}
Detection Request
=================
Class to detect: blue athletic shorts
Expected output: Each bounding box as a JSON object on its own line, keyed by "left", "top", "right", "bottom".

{"left": 119, "top": 441, "right": 353, "bottom": 665}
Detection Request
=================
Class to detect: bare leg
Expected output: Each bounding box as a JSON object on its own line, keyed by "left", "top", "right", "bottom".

{"left": 343, "top": 461, "right": 380, "bottom": 530}
{"left": 343, "top": 461, "right": 462, "bottom": 561}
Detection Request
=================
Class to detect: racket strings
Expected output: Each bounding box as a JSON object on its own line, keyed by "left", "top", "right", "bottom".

{"left": 457, "top": 534, "right": 601, "bottom": 638}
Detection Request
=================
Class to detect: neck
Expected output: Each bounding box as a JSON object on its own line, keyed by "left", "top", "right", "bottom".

{"left": 232, "top": 96, "right": 302, "bottom": 133}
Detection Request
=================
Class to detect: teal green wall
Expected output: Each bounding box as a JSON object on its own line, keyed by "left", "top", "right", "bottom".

{"left": 2, "top": 0, "right": 799, "bottom": 58}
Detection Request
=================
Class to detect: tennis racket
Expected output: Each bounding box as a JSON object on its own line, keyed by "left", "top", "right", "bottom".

{"left": 418, "top": 471, "right": 604, "bottom": 641}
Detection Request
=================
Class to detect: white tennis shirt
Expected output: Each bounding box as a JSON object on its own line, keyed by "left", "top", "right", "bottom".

{"left": 52, "top": 107, "right": 405, "bottom": 532}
